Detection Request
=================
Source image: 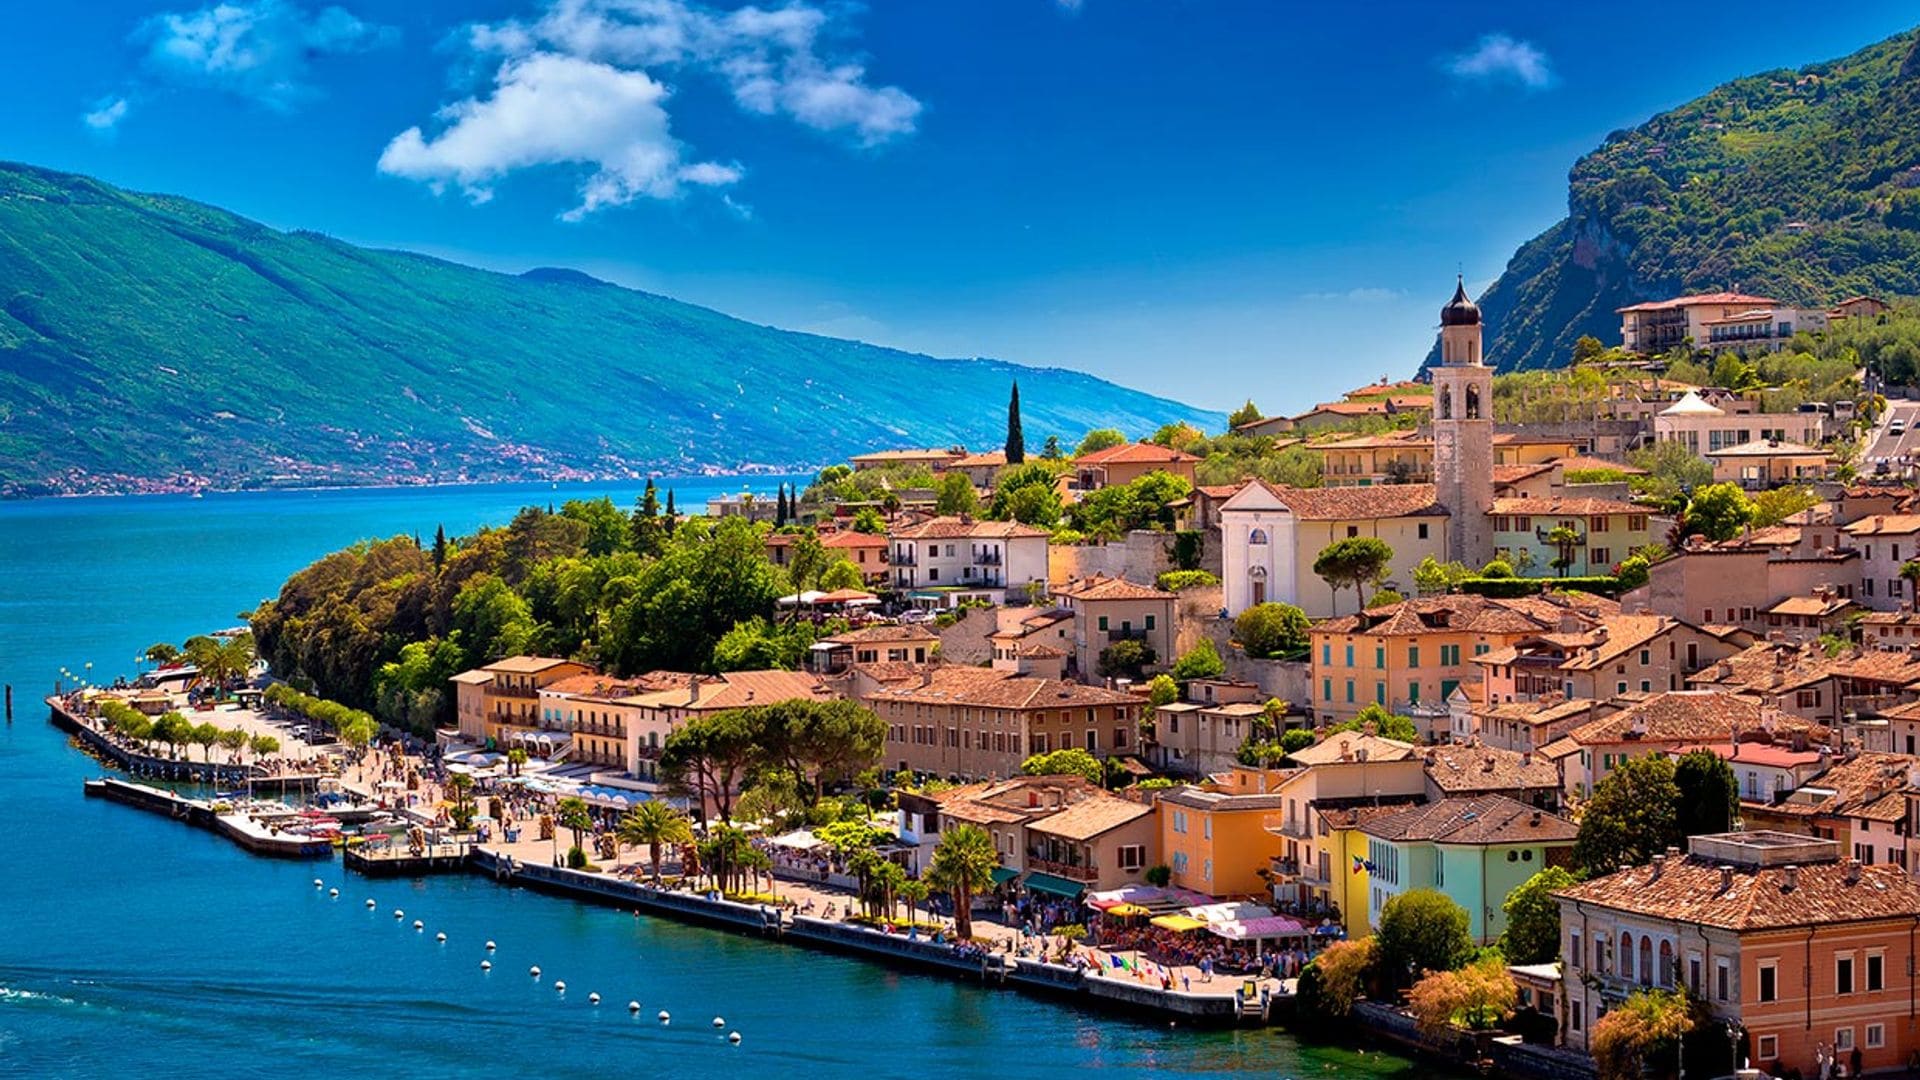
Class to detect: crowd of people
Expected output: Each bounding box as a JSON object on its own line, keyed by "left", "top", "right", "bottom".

{"left": 1089, "top": 918, "right": 1313, "bottom": 978}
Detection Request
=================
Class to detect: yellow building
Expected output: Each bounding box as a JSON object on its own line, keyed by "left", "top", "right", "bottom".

{"left": 1490, "top": 496, "right": 1652, "bottom": 577}
{"left": 451, "top": 656, "right": 596, "bottom": 746}
{"left": 1156, "top": 782, "right": 1286, "bottom": 899}
{"left": 1308, "top": 593, "right": 1613, "bottom": 725}
{"left": 1262, "top": 733, "right": 1425, "bottom": 933}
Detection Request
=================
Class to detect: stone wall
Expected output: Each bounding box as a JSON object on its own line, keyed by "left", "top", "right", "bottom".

{"left": 933, "top": 606, "right": 998, "bottom": 666}
{"left": 1049, "top": 530, "right": 1176, "bottom": 586}
{"left": 1193, "top": 619, "right": 1310, "bottom": 705}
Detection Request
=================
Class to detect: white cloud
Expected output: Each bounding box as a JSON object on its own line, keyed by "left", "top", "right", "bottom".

{"left": 82, "top": 96, "right": 131, "bottom": 132}
{"left": 1445, "top": 33, "right": 1554, "bottom": 90}
{"left": 1303, "top": 286, "right": 1402, "bottom": 303}
{"left": 133, "top": 0, "right": 395, "bottom": 109}
{"left": 381, "top": 0, "right": 919, "bottom": 218}
{"left": 378, "top": 52, "right": 740, "bottom": 221}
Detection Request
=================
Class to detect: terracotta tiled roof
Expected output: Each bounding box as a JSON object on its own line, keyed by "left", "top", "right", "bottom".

{"left": 1556, "top": 852, "right": 1920, "bottom": 930}
{"left": 1616, "top": 292, "right": 1778, "bottom": 313}
{"left": 891, "top": 516, "right": 1050, "bottom": 540}
{"left": 1556, "top": 615, "right": 1680, "bottom": 672}
{"left": 1494, "top": 463, "right": 1556, "bottom": 484}
{"left": 624, "top": 670, "right": 831, "bottom": 710}
{"left": 1860, "top": 612, "right": 1920, "bottom": 627}
{"left": 863, "top": 666, "right": 1135, "bottom": 710}
{"left": 1475, "top": 697, "right": 1613, "bottom": 730}
{"left": 849, "top": 448, "right": 964, "bottom": 464}
{"left": 1197, "top": 483, "right": 1250, "bottom": 500}
{"left": 1844, "top": 515, "right": 1920, "bottom": 537}
{"left": 1026, "top": 795, "right": 1153, "bottom": 840}
{"left": 1157, "top": 787, "right": 1290, "bottom": 811}
{"left": 540, "top": 673, "right": 657, "bottom": 699}
{"left": 484, "top": 656, "right": 585, "bottom": 675}
{"left": 1421, "top": 744, "right": 1561, "bottom": 794}
{"left": 951, "top": 450, "right": 1008, "bottom": 468}
{"left": 1553, "top": 455, "right": 1647, "bottom": 475}
{"left": 1755, "top": 753, "right": 1911, "bottom": 822}
{"left": 1314, "top": 593, "right": 1603, "bottom": 638}
{"left": 1491, "top": 496, "right": 1643, "bottom": 516}
{"left": 1020, "top": 643, "right": 1067, "bottom": 659}
{"left": 1361, "top": 795, "right": 1577, "bottom": 845}
{"left": 1314, "top": 795, "right": 1427, "bottom": 831}
{"left": 1568, "top": 691, "right": 1810, "bottom": 746}
{"left": 1073, "top": 442, "right": 1202, "bottom": 467}
{"left": 1055, "top": 575, "right": 1175, "bottom": 602}
{"left": 824, "top": 624, "right": 938, "bottom": 645}
{"left": 1313, "top": 432, "right": 1431, "bottom": 451}
{"left": 1287, "top": 733, "right": 1420, "bottom": 766}
{"left": 1765, "top": 595, "right": 1855, "bottom": 618}
{"left": 821, "top": 530, "right": 887, "bottom": 549}
{"left": 1235, "top": 480, "right": 1448, "bottom": 520}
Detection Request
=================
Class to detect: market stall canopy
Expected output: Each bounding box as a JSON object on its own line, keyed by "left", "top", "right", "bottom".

{"left": 1105, "top": 903, "right": 1152, "bottom": 917}
{"left": 1207, "top": 915, "right": 1307, "bottom": 941}
{"left": 989, "top": 866, "right": 1020, "bottom": 886}
{"left": 776, "top": 590, "right": 829, "bottom": 607}
{"left": 1023, "top": 871, "right": 1087, "bottom": 899}
{"left": 1149, "top": 914, "right": 1208, "bottom": 933}
{"left": 768, "top": 829, "right": 824, "bottom": 851}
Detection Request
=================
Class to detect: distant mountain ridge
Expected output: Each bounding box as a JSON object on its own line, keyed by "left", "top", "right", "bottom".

{"left": 1450, "top": 27, "right": 1920, "bottom": 372}
{"left": 0, "top": 162, "right": 1220, "bottom": 496}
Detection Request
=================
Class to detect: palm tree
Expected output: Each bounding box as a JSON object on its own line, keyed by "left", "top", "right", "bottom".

{"left": 556, "top": 795, "right": 594, "bottom": 861}
{"left": 506, "top": 747, "right": 529, "bottom": 778}
{"left": 446, "top": 772, "right": 475, "bottom": 829}
{"left": 928, "top": 824, "right": 999, "bottom": 940}
{"left": 616, "top": 801, "right": 693, "bottom": 883}
{"left": 1547, "top": 524, "right": 1581, "bottom": 578}
{"left": 899, "top": 879, "right": 931, "bottom": 926}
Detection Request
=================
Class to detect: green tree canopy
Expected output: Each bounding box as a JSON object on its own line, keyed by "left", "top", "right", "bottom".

{"left": 1226, "top": 400, "right": 1262, "bottom": 429}
{"left": 934, "top": 471, "right": 981, "bottom": 517}
{"left": 1170, "top": 638, "right": 1226, "bottom": 681}
{"left": 1075, "top": 428, "right": 1128, "bottom": 457}
{"left": 1005, "top": 380, "right": 1025, "bottom": 464}
{"left": 1377, "top": 888, "right": 1473, "bottom": 982}
{"left": 1021, "top": 748, "right": 1104, "bottom": 783}
{"left": 1147, "top": 673, "right": 1179, "bottom": 708}
{"left": 1234, "top": 602, "right": 1311, "bottom": 658}
{"left": 1330, "top": 703, "right": 1419, "bottom": 743}
{"left": 1499, "top": 866, "right": 1578, "bottom": 964}
{"left": 1673, "top": 748, "right": 1738, "bottom": 837}
{"left": 929, "top": 824, "right": 999, "bottom": 939}
{"left": 1683, "top": 482, "right": 1756, "bottom": 542}
{"left": 1574, "top": 754, "right": 1681, "bottom": 877}
{"left": 1314, "top": 536, "right": 1394, "bottom": 613}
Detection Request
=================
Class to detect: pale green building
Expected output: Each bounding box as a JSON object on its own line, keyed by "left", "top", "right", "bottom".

{"left": 1359, "top": 794, "right": 1578, "bottom": 943}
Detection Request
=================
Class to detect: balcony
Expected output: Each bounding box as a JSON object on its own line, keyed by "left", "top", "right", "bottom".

{"left": 1106, "top": 627, "right": 1151, "bottom": 643}
{"left": 893, "top": 553, "right": 916, "bottom": 567}
{"left": 1025, "top": 857, "right": 1098, "bottom": 882}
{"left": 1263, "top": 812, "right": 1311, "bottom": 840}
{"left": 974, "top": 551, "right": 1002, "bottom": 566}
{"left": 489, "top": 684, "right": 540, "bottom": 699}
{"left": 573, "top": 721, "right": 628, "bottom": 739}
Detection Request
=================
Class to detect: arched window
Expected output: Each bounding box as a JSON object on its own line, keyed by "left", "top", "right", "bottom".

{"left": 1658, "top": 940, "right": 1673, "bottom": 987}
{"left": 1248, "top": 528, "right": 1268, "bottom": 546}
{"left": 1640, "top": 936, "right": 1654, "bottom": 987}
{"left": 1619, "top": 932, "right": 1635, "bottom": 981}
{"left": 1465, "top": 384, "right": 1482, "bottom": 420}
{"left": 1439, "top": 388, "right": 1452, "bottom": 420}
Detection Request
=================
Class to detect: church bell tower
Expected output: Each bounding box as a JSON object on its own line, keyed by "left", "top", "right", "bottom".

{"left": 1431, "top": 276, "right": 1494, "bottom": 568}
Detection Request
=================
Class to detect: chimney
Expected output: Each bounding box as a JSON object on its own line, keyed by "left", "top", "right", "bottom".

{"left": 1782, "top": 865, "right": 1799, "bottom": 891}
{"left": 1356, "top": 748, "right": 1370, "bottom": 763}
{"left": 1649, "top": 853, "right": 1665, "bottom": 878}
{"left": 1521, "top": 751, "right": 1533, "bottom": 768}
{"left": 1530, "top": 809, "right": 1542, "bottom": 827}
{"left": 1845, "top": 858, "right": 1862, "bottom": 884}
{"left": 686, "top": 674, "right": 700, "bottom": 706}
{"left": 1718, "top": 865, "right": 1735, "bottom": 892}
{"left": 1665, "top": 845, "right": 1681, "bottom": 859}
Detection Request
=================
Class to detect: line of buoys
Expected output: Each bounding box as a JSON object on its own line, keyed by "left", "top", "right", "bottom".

{"left": 628, "top": 1001, "right": 640, "bottom": 1014}
{"left": 365, "top": 899, "right": 376, "bottom": 909}
{"left": 436, "top": 932, "right": 447, "bottom": 943}
{"left": 313, "top": 878, "right": 324, "bottom": 888}
{"left": 393, "top": 909, "right": 405, "bottom": 920}
{"left": 413, "top": 920, "right": 424, "bottom": 931}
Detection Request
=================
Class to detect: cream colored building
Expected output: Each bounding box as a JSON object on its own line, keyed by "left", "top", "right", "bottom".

{"left": 450, "top": 656, "right": 596, "bottom": 746}
{"left": 1706, "top": 440, "right": 1830, "bottom": 490}
{"left": 1053, "top": 575, "right": 1177, "bottom": 680}
{"left": 1433, "top": 278, "right": 1496, "bottom": 568}
{"left": 1616, "top": 292, "right": 1822, "bottom": 354}
{"left": 889, "top": 516, "right": 1050, "bottom": 605}
{"left": 1489, "top": 496, "right": 1652, "bottom": 577}
{"left": 859, "top": 665, "right": 1142, "bottom": 779}
{"left": 1217, "top": 480, "right": 1449, "bottom": 617}
{"left": 1653, "top": 390, "right": 1823, "bottom": 455}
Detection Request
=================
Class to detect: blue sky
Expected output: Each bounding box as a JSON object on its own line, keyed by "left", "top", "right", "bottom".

{"left": 8, "top": 1, "right": 1918, "bottom": 416}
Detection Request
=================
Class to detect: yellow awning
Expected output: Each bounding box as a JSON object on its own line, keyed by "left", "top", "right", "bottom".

{"left": 1150, "top": 914, "right": 1208, "bottom": 932}
{"left": 1107, "top": 903, "right": 1152, "bottom": 917}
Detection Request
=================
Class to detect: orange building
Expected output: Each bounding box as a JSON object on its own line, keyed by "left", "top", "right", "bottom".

{"left": 1558, "top": 831, "right": 1920, "bottom": 1078}
{"left": 1071, "top": 442, "right": 1200, "bottom": 490}
{"left": 1156, "top": 776, "right": 1287, "bottom": 898}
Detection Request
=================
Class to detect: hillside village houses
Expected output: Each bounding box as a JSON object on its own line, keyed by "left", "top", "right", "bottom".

{"left": 429, "top": 277, "right": 1920, "bottom": 1078}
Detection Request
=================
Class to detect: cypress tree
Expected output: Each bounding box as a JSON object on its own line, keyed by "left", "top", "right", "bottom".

{"left": 1005, "top": 380, "right": 1026, "bottom": 464}
{"left": 664, "top": 489, "right": 677, "bottom": 534}
{"left": 431, "top": 524, "right": 447, "bottom": 569}
{"left": 776, "top": 484, "right": 790, "bottom": 526}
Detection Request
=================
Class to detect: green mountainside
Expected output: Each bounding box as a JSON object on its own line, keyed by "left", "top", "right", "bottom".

{"left": 0, "top": 162, "right": 1219, "bottom": 496}
{"left": 1457, "top": 27, "right": 1920, "bottom": 372}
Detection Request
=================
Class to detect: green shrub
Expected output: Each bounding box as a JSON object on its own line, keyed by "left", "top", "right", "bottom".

{"left": 1157, "top": 569, "right": 1220, "bottom": 591}
{"left": 566, "top": 845, "right": 590, "bottom": 870}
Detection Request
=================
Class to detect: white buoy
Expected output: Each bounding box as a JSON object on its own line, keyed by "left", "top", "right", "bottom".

{"left": 530, "top": 966, "right": 541, "bottom": 978}
{"left": 413, "top": 920, "right": 424, "bottom": 930}
{"left": 366, "top": 899, "right": 376, "bottom": 909}
{"left": 485, "top": 940, "right": 497, "bottom": 951}
{"left": 436, "top": 932, "right": 447, "bottom": 943}
{"left": 555, "top": 981, "right": 566, "bottom": 993}
{"left": 728, "top": 1032, "right": 741, "bottom": 1045}
{"left": 393, "top": 909, "right": 404, "bottom": 920}
{"left": 658, "top": 1011, "right": 670, "bottom": 1023}
{"left": 328, "top": 888, "right": 338, "bottom": 898}
{"left": 313, "top": 878, "right": 324, "bottom": 888}
{"left": 480, "top": 960, "right": 492, "bottom": 971}
{"left": 588, "top": 993, "right": 601, "bottom": 1005}
{"left": 712, "top": 1017, "right": 725, "bottom": 1028}
{"left": 627, "top": 1001, "right": 641, "bottom": 1013}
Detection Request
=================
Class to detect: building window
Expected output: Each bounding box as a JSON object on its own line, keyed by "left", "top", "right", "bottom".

{"left": 1835, "top": 1028, "right": 1855, "bottom": 1052}
{"left": 1757, "top": 1035, "right": 1777, "bottom": 1061}
{"left": 1570, "top": 929, "right": 1582, "bottom": 971}
{"left": 1417, "top": 523, "right": 1429, "bottom": 539}
{"left": 1716, "top": 958, "right": 1730, "bottom": 1002}
{"left": 1098, "top": 616, "right": 1109, "bottom": 631}
{"left": 1867, "top": 1024, "right": 1886, "bottom": 1050}
{"left": 1837, "top": 954, "right": 1854, "bottom": 995}
{"left": 1408, "top": 646, "right": 1420, "bottom": 668}
{"left": 1117, "top": 844, "right": 1145, "bottom": 871}
{"left": 1758, "top": 960, "right": 1777, "bottom": 1003}
{"left": 1868, "top": 951, "right": 1885, "bottom": 992}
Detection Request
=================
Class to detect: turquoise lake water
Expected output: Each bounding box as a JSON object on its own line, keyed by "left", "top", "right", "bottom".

{"left": 0, "top": 481, "right": 1437, "bottom": 1078}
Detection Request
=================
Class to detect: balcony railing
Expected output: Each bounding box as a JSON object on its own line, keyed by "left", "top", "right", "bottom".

{"left": 489, "top": 685, "right": 540, "bottom": 699}
{"left": 893, "top": 554, "right": 917, "bottom": 566}
{"left": 1106, "top": 627, "right": 1151, "bottom": 642}
{"left": 974, "top": 552, "right": 1002, "bottom": 565}
{"left": 573, "top": 721, "right": 628, "bottom": 739}
{"left": 1263, "top": 812, "right": 1311, "bottom": 839}
{"left": 1025, "top": 857, "right": 1097, "bottom": 882}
